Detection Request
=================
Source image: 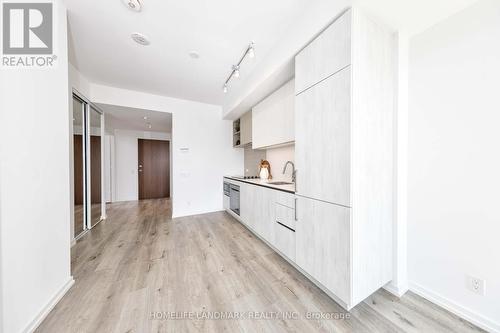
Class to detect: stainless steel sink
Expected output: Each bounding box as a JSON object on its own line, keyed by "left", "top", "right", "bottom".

{"left": 268, "top": 181, "right": 294, "bottom": 185}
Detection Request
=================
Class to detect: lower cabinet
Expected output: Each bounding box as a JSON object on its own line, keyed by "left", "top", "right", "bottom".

{"left": 240, "top": 183, "right": 276, "bottom": 243}
{"left": 295, "top": 196, "right": 351, "bottom": 304}
{"left": 274, "top": 222, "right": 296, "bottom": 261}
{"left": 233, "top": 181, "right": 393, "bottom": 310}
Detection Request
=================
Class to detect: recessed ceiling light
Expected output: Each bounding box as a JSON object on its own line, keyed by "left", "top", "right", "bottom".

{"left": 131, "top": 33, "right": 150, "bottom": 46}
{"left": 122, "top": 0, "right": 142, "bottom": 12}
{"left": 188, "top": 51, "right": 200, "bottom": 59}
{"left": 143, "top": 116, "right": 148, "bottom": 120}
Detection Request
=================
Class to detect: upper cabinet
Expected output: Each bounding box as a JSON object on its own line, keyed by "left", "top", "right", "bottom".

{"left": 252, "top": 79, "right": 295, "bottom": 149}
{"left": 232, "top": 111, "right": 252, "bottom": 148}
{"left": 240, "top": 111, "right": 252, "bottom": 146}
{"left": 295, "top": 11, "right": 351, "bottom": 94}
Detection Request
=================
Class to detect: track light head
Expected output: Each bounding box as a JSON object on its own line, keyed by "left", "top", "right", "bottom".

{"left": 248, "top": 45, "right": 255, "bottom": 59}
{"left": 233, "top": 65, "right": 240, "bottom": 78}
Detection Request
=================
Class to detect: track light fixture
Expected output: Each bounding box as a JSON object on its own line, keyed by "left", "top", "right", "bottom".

{"left": 222, "top": 42, "right": 255, "bottom": 93}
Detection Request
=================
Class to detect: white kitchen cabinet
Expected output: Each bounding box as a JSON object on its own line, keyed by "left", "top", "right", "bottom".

{"left": 239, "top": 183, "right": 276, "bottom": 243}
{"left": 295, "top": 197, "right": 350, "bottom": 305}
{"left": 294, "top": 7, "right": 395, "bottom": 309}
{"left": 295, "top": 67, "right": 351, "bottom": 207}
{"left": 240, "top": 111, "right": 252, "bottom": 146}
{"left": 252, "top": 80, "right": 295, "bottom": 149}
{"left": 253, "top": 186, "right": 276, "bottom": 243}
{"left": 274, "top": 201, "right": 296, "bottom": 261}
{"left": 295, "top": 10, "right": 351, "bottom": 94}
{"left": 274, "top": 220, "right": 296, "bottom": 261}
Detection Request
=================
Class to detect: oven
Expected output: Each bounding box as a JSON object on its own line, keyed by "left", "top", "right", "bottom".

{"left": 229, "top": 184, "right": 240, "bottom": 216}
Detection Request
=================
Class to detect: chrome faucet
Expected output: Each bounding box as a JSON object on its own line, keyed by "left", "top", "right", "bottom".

{"left": 282, "top": 161, "right": 296, "bottom": 183}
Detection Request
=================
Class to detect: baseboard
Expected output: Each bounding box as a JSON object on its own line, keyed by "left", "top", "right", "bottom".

{"left": 23, "top": 277, "right": 75, "bottom": 333}
{"left": 70, "top": 238, "right": 76, "bottom": 247}
{"left": 410, "top": 281, "right": 500, "bottom": 333}
{"left": 384, "top": 281, "right": 409, "bottom": 297}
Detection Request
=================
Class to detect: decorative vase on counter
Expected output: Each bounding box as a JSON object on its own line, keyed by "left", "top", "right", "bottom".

{"left": 259, "top": 160, "right": 272, "bottom": 180}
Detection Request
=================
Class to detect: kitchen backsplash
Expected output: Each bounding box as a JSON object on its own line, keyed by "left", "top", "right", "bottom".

{"left": 266, "top": 145, "right": 295, "bottom": 181}
{"left": 243, "top": 144, "right": 295, "bottom": 181}
{"left": 244, "top": 146, "right": 266, "bottom": 176}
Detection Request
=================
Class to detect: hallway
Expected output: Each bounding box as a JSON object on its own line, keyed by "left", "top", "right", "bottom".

{"left": 35, "top": 199, "right": 483, "bottom": 333}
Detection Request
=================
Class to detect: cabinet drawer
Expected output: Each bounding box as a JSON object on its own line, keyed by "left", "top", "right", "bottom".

{"left": 274, "top": 220, "right": 296, "bottom": 261}
{"left": 275, "top": 191, "right": 295, "bottom": 209}
{"left": 275, "top": 203, "right": 296, "bottom": 231}
{"left": 295, "top": 9, "right": 351, "bottom": 94}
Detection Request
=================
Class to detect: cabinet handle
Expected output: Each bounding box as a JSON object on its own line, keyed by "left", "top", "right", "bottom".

{"left": 295, "top": 169, "right": 297, "bottom": 193}
{"left": 294, "top": 198, "right": 298, "bottom": 221}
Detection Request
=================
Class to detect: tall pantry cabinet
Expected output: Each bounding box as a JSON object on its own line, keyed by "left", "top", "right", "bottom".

{"left": 294, "top": 8, "right": 395, "bottom": 309}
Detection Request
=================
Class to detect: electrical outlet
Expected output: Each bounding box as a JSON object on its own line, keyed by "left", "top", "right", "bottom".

{"left": 466, "top": 275, "right": 485, "bottom": 296}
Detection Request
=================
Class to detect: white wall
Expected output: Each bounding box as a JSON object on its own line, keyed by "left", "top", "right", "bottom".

{"left": 408, "top": 0, "right": 500, "bottom": 331}
{"left": 113, "top": 130, "right": 172, "bottom": 202}
{"left": 69, "top": 63, "right": 91, "bottom": 97}
{"left": 0, "top": 3, "right": 74, "bottom": 332}
{"left": 90, "top": 84, "right": 243, "bottom": 217}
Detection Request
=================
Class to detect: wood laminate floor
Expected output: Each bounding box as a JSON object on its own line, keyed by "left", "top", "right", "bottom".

{"left": 37, "top": 199, "right": 485, "bottom": 333}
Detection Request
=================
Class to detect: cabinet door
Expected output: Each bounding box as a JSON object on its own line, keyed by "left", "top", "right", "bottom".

{"left": 295, "top": 196, "right": 351, "bottom": 303}
{"left": 252, "top": 80, "right": 295, "bottom": 149}
{"left": 253, "top": 187, "right": 276, "bottom": 242}
{"left": 295, "top": 67, "right": 351, "bottom": 206}
{"left": 240, "top": 111, "right": 252, "bottom": 146}
{"left": 295, "top": 10, "right": 351, "bottom": 94}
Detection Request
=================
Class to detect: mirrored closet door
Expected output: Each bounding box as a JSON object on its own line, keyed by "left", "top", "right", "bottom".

{"left": 89, "top": 106, "right": 102, "bottom": 228}
{"left": 72, "top": 92, "right": 104, "bottom": 238}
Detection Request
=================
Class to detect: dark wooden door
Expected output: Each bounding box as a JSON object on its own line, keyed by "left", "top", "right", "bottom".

{"left": 74, "top": 135, "right": 84, "bottom": 205}
{"left": 138, "top": 139, "right": 170, "bottom": 199}
{"left": 90, "top": 135, "right": 101, "bottom": 204}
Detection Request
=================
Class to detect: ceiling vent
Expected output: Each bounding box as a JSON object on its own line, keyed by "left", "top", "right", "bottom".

{"left": 131, "top": 33, "right": 150, "bottom": 46}
{"left": 122, "top": 0, "right": 142, "bottom": 12}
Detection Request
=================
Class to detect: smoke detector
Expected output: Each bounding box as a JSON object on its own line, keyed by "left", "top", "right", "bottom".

{"left": 122, "top": 0, "right": 142, "bottom": 12}
{"left": 131, "top": 33, "right": 150, "bottom": 46}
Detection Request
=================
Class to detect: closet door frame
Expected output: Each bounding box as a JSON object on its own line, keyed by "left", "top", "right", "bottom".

{"left": 72, "top": 93, "right": 88, "bottom": 238}
{"left": 72, "top": 89, "right": 106, "bottom": 234}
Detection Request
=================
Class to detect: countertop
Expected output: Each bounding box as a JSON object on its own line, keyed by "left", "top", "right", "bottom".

{"left": 224, "top": 176, "right": 295, "bottom": 194}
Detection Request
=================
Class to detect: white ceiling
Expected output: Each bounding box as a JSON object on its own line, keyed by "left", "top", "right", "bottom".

{"left": 98, "top": 103, "right": 172, "bottom": 133}
{"left": 67, "top": 0, "right": 479, "bottom": 110}
{"left": 66, "top": 0, "right": 309, "bottom": 105}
